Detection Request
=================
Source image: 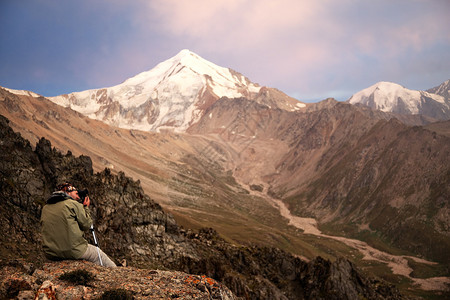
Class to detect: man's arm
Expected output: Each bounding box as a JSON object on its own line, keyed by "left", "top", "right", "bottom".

{"left": 74, "top": 199, "right": 93, "bottom": 231}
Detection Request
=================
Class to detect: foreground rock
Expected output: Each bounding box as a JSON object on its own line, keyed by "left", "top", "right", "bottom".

{"left": 0, "top": 259, "right": 236, "bottom": 299}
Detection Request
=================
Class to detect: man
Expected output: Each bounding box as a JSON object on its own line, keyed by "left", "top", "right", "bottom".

{"left": 41, "top": 182, "right": 116, "bottom": 267}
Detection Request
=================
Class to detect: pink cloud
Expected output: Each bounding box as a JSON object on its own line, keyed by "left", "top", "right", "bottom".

{"left": 109, "top": 0, "right": 450, "bottom": 99}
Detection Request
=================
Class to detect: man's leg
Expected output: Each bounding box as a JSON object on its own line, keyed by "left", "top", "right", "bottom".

{"left": 80, "top": 244, "right": 117, "bottom": 267}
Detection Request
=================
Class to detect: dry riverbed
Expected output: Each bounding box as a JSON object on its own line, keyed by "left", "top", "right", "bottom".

{"left": 270, "top": 198, "right": 450, "bottom": 292}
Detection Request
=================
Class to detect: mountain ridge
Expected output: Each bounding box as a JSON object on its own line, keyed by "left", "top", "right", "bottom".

{"left": 3, "top": 49, "right": 448, "bottom": 124}
{"left": 47, "top": 50, "right": 304, "bottom": 132}
{"left": 348, "top": 81, "right": 450, "bottom": 120}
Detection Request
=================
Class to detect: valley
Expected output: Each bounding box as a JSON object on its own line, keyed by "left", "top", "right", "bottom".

{"left": 270, "top": 195, "right": 449, "bottom": 291}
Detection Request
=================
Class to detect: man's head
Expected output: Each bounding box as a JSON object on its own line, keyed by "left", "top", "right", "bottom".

{"left": 57, "top": 182, "right": 79, "bottom": 201}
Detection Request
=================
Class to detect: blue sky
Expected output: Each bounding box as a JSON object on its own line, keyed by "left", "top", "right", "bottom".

{"left": 1, "top": 0, "right": 449, "bottom": 102}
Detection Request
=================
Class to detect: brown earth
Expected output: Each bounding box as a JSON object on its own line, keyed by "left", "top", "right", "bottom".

{"left": 0, "top": 260, "right": 236, "bottom": 299}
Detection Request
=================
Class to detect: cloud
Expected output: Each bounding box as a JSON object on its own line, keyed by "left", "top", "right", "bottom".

{"left": 3, "top": 0, "right": 447, "bottom": 99}
{"left": 41, "top": 0, "right": 443, "bottom": 100}
{"left": 144, "top": 0, "right": 328, "bottom": 49}
{"left": 130, "top": 0, "right": 448, "bottom": 100}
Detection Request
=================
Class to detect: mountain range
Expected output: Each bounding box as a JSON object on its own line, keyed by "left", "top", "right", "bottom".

{"left": 24, "top": 49, "right": 450, "bottom": 129}
{"left": 6, "top": 50, "right": 449, "bottom": 133}
{"left": 1, "top": 50, "right": 449, "bottom": 298}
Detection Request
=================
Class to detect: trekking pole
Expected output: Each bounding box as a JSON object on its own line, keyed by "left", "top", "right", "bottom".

{"left": 90, "top": 225, "right": 103, "bottom": 266}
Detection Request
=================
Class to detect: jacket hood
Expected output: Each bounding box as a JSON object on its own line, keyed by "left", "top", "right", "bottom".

{"left": 46, "top": 191, "right": 72, "bottom": 204}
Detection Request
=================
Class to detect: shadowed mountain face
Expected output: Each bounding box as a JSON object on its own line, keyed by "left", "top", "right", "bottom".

{"left": 1, "top": 84, "right": 449, "bottom": 297}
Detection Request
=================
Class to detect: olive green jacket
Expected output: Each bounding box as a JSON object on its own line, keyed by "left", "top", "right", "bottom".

{"left": 40, "top": 192, "right": 93, "bottom": 260}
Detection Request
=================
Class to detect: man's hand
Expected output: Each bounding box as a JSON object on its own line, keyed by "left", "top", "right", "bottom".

{"left": 83, "top": 196, "right": 91, "bottom": 207}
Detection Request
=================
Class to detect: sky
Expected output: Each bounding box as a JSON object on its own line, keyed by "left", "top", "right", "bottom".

{"left": 0, "top": 0, "right": 449, "bottom": 103}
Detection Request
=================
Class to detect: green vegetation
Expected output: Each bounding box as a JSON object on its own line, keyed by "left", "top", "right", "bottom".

{"left": 319, "top": 223, "right": 409, "bottom": 257}
{"left": 408, "top": 258, "right": 449, "bottom": 279}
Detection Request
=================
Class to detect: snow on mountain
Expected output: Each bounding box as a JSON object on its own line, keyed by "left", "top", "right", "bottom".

{"left": 49, "top": 49, "right": 300, "bottom": 132}
{"left": 427, "top": 79, "right": 450, "bottom": 99}
{"left": 3, "top": 87, "right": 41, "bottom": 98}
{"left": 348, "top": 81, "right": 450, "bottom": 120}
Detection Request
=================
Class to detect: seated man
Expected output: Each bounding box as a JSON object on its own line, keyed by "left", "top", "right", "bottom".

{"left": 41, "top": 182, "right": 116, "bottom": 267}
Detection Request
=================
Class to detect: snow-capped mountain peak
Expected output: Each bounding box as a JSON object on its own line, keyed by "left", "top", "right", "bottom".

{"left": 348, "top": 81, "right": 449, "bottom": 119}
{"left": 349, "top": 81, "right": 420, "bottom": 113}
{"left": 49, "top": 49, "right": 265, "bottom": 132}
{"left": 120, "top": 49, "right": 261, "bottom": 104}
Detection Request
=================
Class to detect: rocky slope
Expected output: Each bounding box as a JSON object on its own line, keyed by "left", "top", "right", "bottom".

{"left": 285, "top": 117, "right": 450, "bottom": 262}
{"left": 0, "top": 114, "right": 407, "bottom": 299}
{"left": 188, "top": 97, "right": 450, "bottom": 267}
{"left": 0, "top": 113, "right": 194, "bottom": 268}
{"left": 0, "top": 260, "right": 236, "bottom": 299}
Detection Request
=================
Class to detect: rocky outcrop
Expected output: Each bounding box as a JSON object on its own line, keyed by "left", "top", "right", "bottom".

{"left": 0, "top": 259, "right": 236, "bottom": 299}
{"left": 0, "top": 114, "right": 196, "bottom": 269}
{"left": 0, "top": 114, "right": 407, "bottom": 299}
{"left": 173, "top": 229, "right": 404, "bottom": 300}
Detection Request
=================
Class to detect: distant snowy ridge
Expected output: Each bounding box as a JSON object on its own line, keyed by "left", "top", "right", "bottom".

{"left": 348, "top": 81, "right": 450, "bottom": 120}
{"left": 48, "top": 50, "right": 268, "bottom": 132}
{"left": 427, "top": 79, "right": 450, "bottom": 99}
{"left": 3, "top": 87, "right": 41, "bottom": 98}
